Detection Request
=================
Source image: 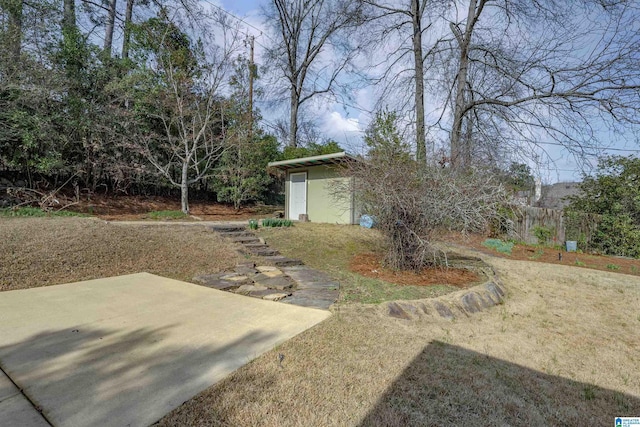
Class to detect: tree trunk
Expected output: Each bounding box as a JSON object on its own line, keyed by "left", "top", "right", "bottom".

{"left": 180, "top": 162, "right": 189, "bottom": 214}
{"left": 103, "top": 0, "right": 117, "bottom": 55}
{"left": 411, "top": 0, "right": 426, "bottom": 164}
{"left": 463, "top": 112, "right": 473, "bottom": 167}
{"left": 289, "top": 86, "right": 298, "bottom": 147}
{"left": 63, "top": 0, "right": 75, "bottom": 29}
{"left": 121, "top": 0, "right": 134, "bottom": 59}
{"left": 450, "top": 0, "right": 479, "bottom": 169}
{"left": 3, "top": 0, "right": 23, "bottom": 65}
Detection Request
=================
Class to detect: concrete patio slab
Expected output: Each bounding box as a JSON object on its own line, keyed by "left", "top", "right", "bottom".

{"left": 0, "top": 273, "right": 331, "bottom": 427}
{"left": 0, "top": 371, "right": 49, "bottom": 426}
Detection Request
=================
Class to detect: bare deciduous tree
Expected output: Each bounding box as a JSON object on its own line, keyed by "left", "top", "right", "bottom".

{"left": 129, "top": 11, "right": 243, "bottom": 213}
{"left": 445, "top": 0, "right": 640, "bottom": 168}
{"left": 266, "top": 0, "right": 363, "bottom": 147}
{"left": 357, "top": 0, "right": 450, "bottom": 163}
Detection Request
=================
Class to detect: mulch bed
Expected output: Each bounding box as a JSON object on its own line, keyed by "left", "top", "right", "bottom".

{"left": 447, "top": 233, "right": 640, "bottom": 277}
{"left": 349, "top": 253, "right": 480, "bottom": 288}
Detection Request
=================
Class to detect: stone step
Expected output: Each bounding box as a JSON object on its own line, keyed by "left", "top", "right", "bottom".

{"left": 231, "top": 236, "right": 261, "bottom": 244}
{"left": 248, "top": 289, "right": 292, "bottom": 301}
{"left": 253, "top": 275, "right": 295, "bottom": 290}
{"left": 238, "top": 243, "right": 269, "bottom": 250}
{"left": 262, "top": 256, "right": 304, "bottom": 267}
{"left": 240, "top": 246, "right": 281, "bottom": 257}
{"left": 281, "top": 267, "right": 334, "bottom": 285}
{"left": 217, "top": 231, "right": 256, "bottom": 238}
{"left": 192, "top": 274, "right": 240, "bottom": 291}
{"left": 281, "top": 288, "right": 339, "bottom": 310}
{"left": 294, "top": 281, "right": 340, "bottom": 291}
{"left": 243, "top": 242, "right": 270, "bottom": 249}
{"left": 234, "top": 284, "right": 268, "bottom": 294}
{"left": 234, "top": 265, "right": 258, "bottom": 276}
{"left": 209, "top": 224, "right": 247, "bottom": 233}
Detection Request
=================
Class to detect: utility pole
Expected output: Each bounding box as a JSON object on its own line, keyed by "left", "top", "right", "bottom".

{"left": 248, "top": 35, "right": 255, "bottom": 141}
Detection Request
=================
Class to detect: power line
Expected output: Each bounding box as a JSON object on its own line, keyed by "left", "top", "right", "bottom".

{"left": 199, "top": 0, "right": 276, "bottom": 43}
{"left": 506, "top": 138, "right": 640, "bottom": 153}
{"left": 199, "top": 1, "right": 375, "bottom": 119}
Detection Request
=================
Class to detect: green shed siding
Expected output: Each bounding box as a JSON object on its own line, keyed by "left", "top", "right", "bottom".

{"left": 285, "top": 165, "right": 355, "bottom": 224}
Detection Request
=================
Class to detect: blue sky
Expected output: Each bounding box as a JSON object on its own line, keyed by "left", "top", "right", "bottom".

{"left": 215, "top": 0, "right": 640, "bottom": 184}
{"left": 220, "top": 0, "right": 260, "bottom": 15}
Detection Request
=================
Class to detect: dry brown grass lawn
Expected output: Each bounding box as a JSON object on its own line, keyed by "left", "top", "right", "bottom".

{"left": 159, "top": 254, "right": 640, "bottom": 426}
{"left": 2, "top": 219, "right": 639, "bottom": 425}
{"left": 0, "top": 217, "right": 239, "bottom": 291}
{"left": 258, "top": 223, "right": 464, "bottom": 303}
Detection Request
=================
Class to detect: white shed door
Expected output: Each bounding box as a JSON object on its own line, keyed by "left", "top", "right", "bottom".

{"left": 289, "top": 172, "right": 307, "bottom": 220}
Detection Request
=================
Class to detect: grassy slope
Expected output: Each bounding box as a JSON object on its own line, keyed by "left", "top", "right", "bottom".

{"left": 0, "top": 217, "right": 239, "bottom": 291}
{"left": 258, "top": 223, "right": 460, "bottom": 304}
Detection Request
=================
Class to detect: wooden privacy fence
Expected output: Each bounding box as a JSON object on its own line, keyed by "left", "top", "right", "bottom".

{"left": 509, "top": 206, "right": 600, "bottom": 246}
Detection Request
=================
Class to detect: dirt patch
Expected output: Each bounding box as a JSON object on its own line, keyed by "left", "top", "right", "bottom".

{"left": 350, "top": 253, "right": 480, "bottom": 288}
{"left": 450, "top": 233, "right": 640, "bottom": 276}
{"left": 68, "top": 194, "right": 281, "bottom": 221}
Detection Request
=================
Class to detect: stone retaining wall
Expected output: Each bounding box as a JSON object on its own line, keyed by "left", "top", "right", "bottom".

{"left": 382, "top": 264, "right": 506, "bottom": 321}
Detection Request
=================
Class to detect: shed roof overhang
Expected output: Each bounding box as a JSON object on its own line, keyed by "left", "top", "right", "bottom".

{"left": 267, "top": 151, "right": 357, "bottom": 170}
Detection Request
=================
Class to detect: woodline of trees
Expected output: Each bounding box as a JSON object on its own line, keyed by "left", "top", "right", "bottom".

{"left": 1, "top": 0, "right": 639, "bottom": 216}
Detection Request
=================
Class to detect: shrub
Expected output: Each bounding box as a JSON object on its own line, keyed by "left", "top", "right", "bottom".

{"left": 343, "top": 111, "right": 508, "bottom": 271}
{"left": 248, "top": 219, "right": 259, "bottom": 230}
{"left": 482, "top": 238, "right": 514, "bottom": 255}
{"left": 565, "top": 156, "right": 640, "bottom": 258}
{"left": 532, "top": 225, "right": 553, "bottom": 245}
{"left": 591, "top": 214, "right": 640, "bottom": 258}
{"left": 262, "top": 218, "right": 293, "bottom": 228}
{"left": 489, "top": 205, "right": 516, "bottom": 238}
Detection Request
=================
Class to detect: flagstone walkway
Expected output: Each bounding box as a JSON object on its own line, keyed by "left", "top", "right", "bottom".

{"left": 195, "top": 224, "right": 340, "bottom": 310}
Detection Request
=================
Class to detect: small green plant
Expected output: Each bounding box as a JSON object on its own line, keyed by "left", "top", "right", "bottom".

{"left": 146, "top": 210, "right": 188, "bottom": 220}
{"left": 262, "top": 218, "right": 293, "bottom": 228}
{"left": 582, "top": 385, "right": 596, "bottom": 401}
{"left": 606, "top": 263, "right": 620, "bottom": 271}
{"left": 614, "top": 391, "right": 630, "bottom": 412}
{"left": 529, "top": 249, "right": 544, "bottom": 260}
{"left": 631, "top": 266, "right": 638, "bottom": 274}
{"left": 482, "top": 238, "right": 514, "bottom": 255}
{"left": 0, "top": 207, "right": 86, "bottom": 217}
{"left": 248, "top": 219, "right": 259, "bottom": 230}
{"left": 575, "top": 259, "right": 586, "bottom": 267}
{"left": 532, "top": 225, "right": 553, "bottom": 245}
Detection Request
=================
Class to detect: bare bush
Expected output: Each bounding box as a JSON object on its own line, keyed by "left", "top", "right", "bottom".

{"left": 345, "top": 111, "right": 508, "bottom": 271}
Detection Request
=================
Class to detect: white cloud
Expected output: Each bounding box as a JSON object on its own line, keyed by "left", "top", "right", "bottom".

{"left": 323, "top": 111, "right": 361, "bottom": 133}
{"left": 319, "top": 111, "right": 365, "bottom": 152}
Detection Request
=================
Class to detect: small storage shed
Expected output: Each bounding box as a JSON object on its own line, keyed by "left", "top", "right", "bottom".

{"left": 268, "top": 152, "right": 359, "bottom": 224}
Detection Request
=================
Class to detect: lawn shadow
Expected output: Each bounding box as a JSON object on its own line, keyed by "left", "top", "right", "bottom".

{"left": 360, "top": 341, "right": 640, "bottom": 426}
{"left": 0, "top": 325, "right": 277, "bottom": 426}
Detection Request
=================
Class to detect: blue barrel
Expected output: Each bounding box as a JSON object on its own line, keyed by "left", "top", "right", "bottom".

{"left": 360, "top": 214, "right": 376, "bottom": 228}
